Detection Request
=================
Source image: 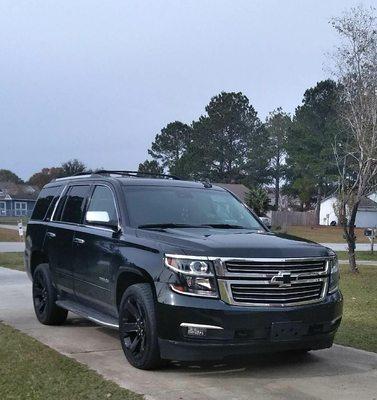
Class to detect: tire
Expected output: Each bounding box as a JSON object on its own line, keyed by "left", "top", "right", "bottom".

{"left": 32, "top": 264, "right": 68, "bottom": 325}
{"left": 119, "top": 283, "right": 163, "bottom": 370}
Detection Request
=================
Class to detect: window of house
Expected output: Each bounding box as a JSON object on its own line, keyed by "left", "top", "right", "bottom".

{"left": 15, "top": 201, "right": 27, "bottom": 216}
{"left": 0, "top": 201, "right": 6, "bottom": 216}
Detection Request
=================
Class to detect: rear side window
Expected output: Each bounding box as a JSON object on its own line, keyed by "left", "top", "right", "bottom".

{"left": 31, "top": 186, "right": 62, "bottom": 221}
{"left": 44, "top": 186, "right": 64, "bottom": 221}
{"left": 61, "top": 185, "right": 90, "bottom": 224}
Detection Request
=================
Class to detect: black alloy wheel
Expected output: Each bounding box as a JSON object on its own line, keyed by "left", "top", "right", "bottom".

{"left": 32, "top": 264, "right": 68, "bottom": 325}
{"left": 122, "top": 296, "right": 147, "bottom": 356}
{"left": 119, "top": 283, "right": 163, "bottom": 369}
{"left": 33, "top": 269, "right": 48, "bottom": 319}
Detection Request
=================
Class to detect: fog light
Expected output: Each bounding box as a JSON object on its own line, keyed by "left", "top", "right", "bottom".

{"left": 187, "top": 326, "right": 207, "bottom": 337}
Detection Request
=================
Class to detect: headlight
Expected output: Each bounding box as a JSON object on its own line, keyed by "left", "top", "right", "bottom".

{"left": 165, "top": 256, "right": 218, "bottom": 298}
{"left": 328, "top": 256, "right": 340, "bottom": 294}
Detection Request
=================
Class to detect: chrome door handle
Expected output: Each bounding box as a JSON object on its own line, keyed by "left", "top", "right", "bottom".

{"left": 73, "top": 238, "right": 85, "bottom": 245}
{"left": 46, "top": 232, "right": 56, "bottom": 238}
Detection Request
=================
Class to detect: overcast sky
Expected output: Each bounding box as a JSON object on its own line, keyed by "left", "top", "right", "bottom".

{"left": 0, "top": 0, "right": 369, "bottom": 180}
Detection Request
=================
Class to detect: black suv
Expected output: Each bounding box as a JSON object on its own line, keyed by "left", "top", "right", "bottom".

{"left": 25, "top": 171, "right": 343, "bottom": 369}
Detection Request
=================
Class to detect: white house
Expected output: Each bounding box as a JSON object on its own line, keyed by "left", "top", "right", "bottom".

{"left": 320, "top": 193, "right": 377, "bottom": 228}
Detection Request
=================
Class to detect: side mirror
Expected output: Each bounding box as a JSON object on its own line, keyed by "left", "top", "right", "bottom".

{"left": 86, "top": 211, "right": 110, "bottom": 223}
{"left": 85, "top": 211, "right": 119, "bottom": 231}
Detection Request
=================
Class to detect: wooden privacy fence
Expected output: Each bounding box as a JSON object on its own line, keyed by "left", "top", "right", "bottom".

{"left": 271, "top": 210, "right": 317, "bottom": 227}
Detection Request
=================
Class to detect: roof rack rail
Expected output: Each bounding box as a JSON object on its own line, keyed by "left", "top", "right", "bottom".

{"left": 72, "top": 171, "right": 94, "bottom": 176}
{"left": 54, "top": 173, "right": 94, "bottom": 181}
{"left": 54, "top": 170, "right": 181, "bottom": 182}
{"left": 94, "top": 170, "right": 181, "bottom": 180}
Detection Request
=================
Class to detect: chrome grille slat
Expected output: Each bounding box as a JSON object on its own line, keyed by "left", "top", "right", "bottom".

{"left": 233, "top": 293, "right": 320, "bottom": 303}
{"left": 215, "top": 257, "right": 331, "bottom": 307}
{"left": 227, "top": 268, "right": 324, "bottom": 274}
{"left": 231, "top": 283, "right": 322, "bottom": 291}
{"left": 226, "top": 261, "right": 326, "bottom": 275}
{"left": 226, "top": 263, "right": 325, "bottom": 268}
{"left": 231, "top": 289, "right": 321, "bottom": 297}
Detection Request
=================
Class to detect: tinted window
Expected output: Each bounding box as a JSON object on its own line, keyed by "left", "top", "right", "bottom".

{"left": 44, "top": 187, "right": 64, "bottom": 220}
{"left": 61, "top": 186, "right": 90, "bottom": 224}
{"left": 86, "top": 186, "right": 118, "bottom": 224}
{"left": 123, "top": 186, "right": 262, "bottom": 230}
{"left": 31, "top": 186, "right": 61, "bottom": 221}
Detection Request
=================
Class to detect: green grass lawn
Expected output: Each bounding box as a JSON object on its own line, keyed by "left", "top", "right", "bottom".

{"left": 279, "top": 225, "right": 369, "bottom": 243}
{"left": 0, "top": 216, "right": 29, "bottom": 225}
{"left": 1, "top": 253, "right": 375, "bottom": 354}
{"left": 335, "top": 265, "right": 377, "bottom": 352}
{"left": 0, "top": 227, "right": 20, "bottom": 241}
{"left": 336, "top": 251, "right": 377, "bottom": 261}
{"left": 0, "top": 323, "right": 141, "bottom": 400}
{"left": 0, "top": 252, "right": 24, "bottom": 271}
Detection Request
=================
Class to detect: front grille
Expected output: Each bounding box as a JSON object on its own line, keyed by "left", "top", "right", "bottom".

{"left": 225, "top": 259, "right": 327, "bottom": 275}
{"left": 216, "top": 257, "right": 330, "bottom": 307}
{"left": 231, "top": 281, "right": 324, "bottom": 305}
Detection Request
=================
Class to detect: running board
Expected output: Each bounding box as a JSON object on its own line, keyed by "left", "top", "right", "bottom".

{"left": 56, "top": 300, "right": 119, "bottom": 330}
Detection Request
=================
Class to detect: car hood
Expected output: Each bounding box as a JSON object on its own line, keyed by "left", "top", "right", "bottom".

{"left": 137, "top": 228, "right": 331, "bottom": 258}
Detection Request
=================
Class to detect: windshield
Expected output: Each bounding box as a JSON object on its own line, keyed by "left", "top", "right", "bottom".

{"left": 123, "top": 185, "right": 264, "bottom": 230}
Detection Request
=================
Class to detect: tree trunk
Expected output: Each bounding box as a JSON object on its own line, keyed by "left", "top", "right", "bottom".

{"left": 344, "top": 202, "right": 359, "bottom": 273}
{"left": 348, "top": 248, "right": 357, "bottom": 272}
{"left": 274, "top": 174, "right": 280, "bottom": 210}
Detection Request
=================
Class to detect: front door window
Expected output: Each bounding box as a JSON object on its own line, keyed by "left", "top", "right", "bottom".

{"left": 15, "top": 202, "right": 27, "bottom": 216}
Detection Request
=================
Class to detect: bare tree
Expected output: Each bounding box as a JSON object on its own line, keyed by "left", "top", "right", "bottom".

{"left": 330, "top": 5, "right": 377, "bottom": 272}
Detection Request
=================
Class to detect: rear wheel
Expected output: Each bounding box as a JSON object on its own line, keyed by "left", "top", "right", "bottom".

{"left": 32, "top": 264, "right": 68, "bottom": 325}
{"left": 119, "top": 283, "right": 163, "bottom": 369}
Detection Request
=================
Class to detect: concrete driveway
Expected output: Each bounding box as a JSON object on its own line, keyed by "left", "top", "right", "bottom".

{"left": 1, "top": 267, "right": 376, "bottom": 400}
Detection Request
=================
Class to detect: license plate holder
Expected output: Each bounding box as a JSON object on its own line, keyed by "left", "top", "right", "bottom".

{"left": 271, "top": 322, "right": 307, "bottom": 341}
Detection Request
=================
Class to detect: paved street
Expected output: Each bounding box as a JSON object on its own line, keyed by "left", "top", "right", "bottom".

{"left": 0, "top": 242, "right": 25, "bottom": 252}
{"left": 320, "top": 243, "right": 372, "bottom": 252}
{"left": 1, "top": 267, "right": 376, "bottom": 400}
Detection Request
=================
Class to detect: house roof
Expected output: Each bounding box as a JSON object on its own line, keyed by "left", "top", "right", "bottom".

{"left": 213, "top": 183, "right": 250, "bottom": 203}
{"left": 321, "top": 193, "right": 377, "bottom": 211}
{"left": 0, "top": 181, "right": 39, "bottom": 201}
{"left": 359, "top": 196, "right": 377, "bottom": 211}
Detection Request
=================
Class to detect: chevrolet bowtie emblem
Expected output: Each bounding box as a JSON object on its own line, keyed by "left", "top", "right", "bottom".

{"left": 271, "top": 271, "right": 296, "bottom": 287}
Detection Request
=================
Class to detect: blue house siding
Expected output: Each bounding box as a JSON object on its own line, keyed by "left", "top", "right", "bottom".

{"left": 0, "top": 199, "right": 36, "bottom": 217}
{"left": 0, "top": 182, "right": 39, "bottom": 217}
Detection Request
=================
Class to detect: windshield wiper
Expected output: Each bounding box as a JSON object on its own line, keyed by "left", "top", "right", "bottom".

{"left": 200, "top": 224, "right": 249, "bottom": 229}
{"left": 138, "top": 223, "right": 203, "bottom": 230}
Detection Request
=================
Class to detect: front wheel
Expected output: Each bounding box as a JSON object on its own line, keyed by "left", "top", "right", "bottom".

{"left": 119, "top": 283, "right": 163, "bottom": 369}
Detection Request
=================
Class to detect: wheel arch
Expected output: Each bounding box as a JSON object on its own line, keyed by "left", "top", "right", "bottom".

{"left": 30, "top": 250, "right": 49, "bottom": 278}
{"left": 115, "top": 267, "right": 155, "bottom": 310}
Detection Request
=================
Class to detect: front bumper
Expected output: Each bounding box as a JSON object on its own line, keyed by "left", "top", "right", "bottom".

{"left": 155, "top": 283, "right": 343, "bottom": 361}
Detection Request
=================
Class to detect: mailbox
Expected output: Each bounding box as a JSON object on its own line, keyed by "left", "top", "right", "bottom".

{"left": 364, "top": 228, "right": 373, "bottom": 237}
{"left": 364, "top": 228, "right": 376, "bottom": 238}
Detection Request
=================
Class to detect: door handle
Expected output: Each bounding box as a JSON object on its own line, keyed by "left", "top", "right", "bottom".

{"left": 46, "top": 232, "right": 56, "bottom": 239}
{"left": 73, "top": 238, "right": 85, "bottom": 245}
